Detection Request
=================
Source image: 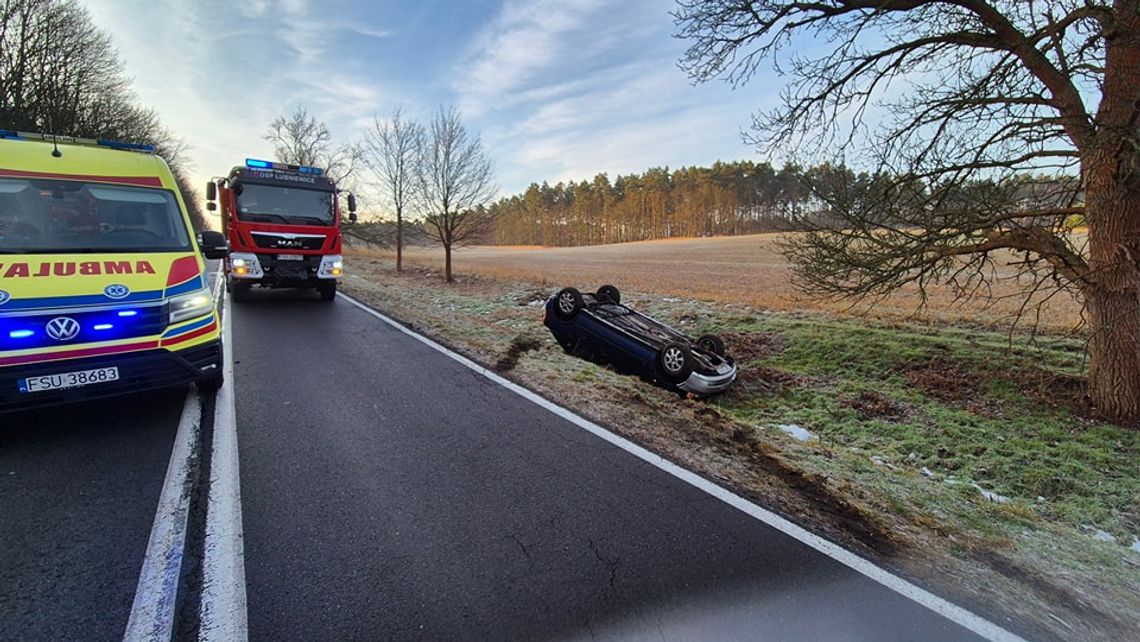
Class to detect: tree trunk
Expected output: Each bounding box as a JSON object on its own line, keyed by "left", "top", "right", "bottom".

{"left": 444, "top": 242, "right": 453, "bottom": 282}
{"left": 1082, "top": 8, "right": 1140, "bottom": 422}
{"left": 396, "top": 208, "right": 403, "bottom": 273}
{"left": 1083, "top": 190, "right": 1140, "bottom": 421}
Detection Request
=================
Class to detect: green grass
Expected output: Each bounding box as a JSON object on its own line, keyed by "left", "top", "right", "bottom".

{"left": 637, "top": 299, "right": 1140, "bottom": 543}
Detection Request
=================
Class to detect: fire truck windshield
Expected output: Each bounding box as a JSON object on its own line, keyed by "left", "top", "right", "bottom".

{"left": 235, "top": 183, "right": 334, "bottom": 226}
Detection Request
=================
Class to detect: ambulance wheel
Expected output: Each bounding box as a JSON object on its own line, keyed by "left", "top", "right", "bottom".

{"left": 231, "top": 282, "right": 252, "bottom": 303}
{"left": 197, "top": 371, "right": 223, "bottom": 393}
{"left": 318, "top": 281, "right": 337, "bottom": 301}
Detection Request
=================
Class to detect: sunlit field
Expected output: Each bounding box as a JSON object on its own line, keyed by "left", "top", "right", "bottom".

{"left": 349, "top": 233, "right": 1085, "bottom": 333}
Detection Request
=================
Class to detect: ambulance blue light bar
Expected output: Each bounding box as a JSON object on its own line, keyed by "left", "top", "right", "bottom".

{"left": 245, "top": 158, "right": 324, "bottom": 176}
{"left": 0, "top": 130, "right": 155, "bottom": 153}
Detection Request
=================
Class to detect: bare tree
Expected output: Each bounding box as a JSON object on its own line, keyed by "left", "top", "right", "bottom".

{"left": 264, "top": 106, "right": 363, "bottom": 187}
{"left": 676, "top": 0, "right": 1140, "bottom": 422}
{"left": 416, "top": 107, "right": 497, "bottom": 282}
{"left": 364, "top": 106, "right": 424, "bottom": 271}
{"left": 0, "top": 0, "right": 205, "bottom": 229}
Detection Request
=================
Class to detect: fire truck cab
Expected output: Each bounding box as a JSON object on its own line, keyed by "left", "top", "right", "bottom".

{"left": 207, "top": 159, "right": 355, "bottom": 302}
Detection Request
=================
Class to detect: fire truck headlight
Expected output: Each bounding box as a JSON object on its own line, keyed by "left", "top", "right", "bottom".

{"left": 229, "top": 253, "right": 262, "bottom": 278}
{"left": 318, "top": 255, "right": 344, "bottom": 279}
{"left": 169, "top": 289, "right": 215, "bottom": 324}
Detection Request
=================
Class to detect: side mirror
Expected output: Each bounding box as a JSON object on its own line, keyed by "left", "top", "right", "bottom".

{"left": 205, "top": 181, "right": 217, "bottom": 201}
{"left": 206, "top": 202, "right": 217, "bottom": 212}
{"left": 347, "top": 193, "right": 357, "bottom": 214}
{"left": 349, "top": 212, "right": 358, "bottom": 223}
{"left": 198, "top": 230, "right": 229, "bottom": 260}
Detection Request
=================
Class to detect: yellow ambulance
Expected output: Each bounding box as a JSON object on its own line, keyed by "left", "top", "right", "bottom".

{"left": 0, "top": 131, "right": 229, "bottom": 412}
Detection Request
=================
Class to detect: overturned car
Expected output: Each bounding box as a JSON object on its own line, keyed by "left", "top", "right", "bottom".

{"left": 543, "top": 285, "right": 737, "bottom": 396}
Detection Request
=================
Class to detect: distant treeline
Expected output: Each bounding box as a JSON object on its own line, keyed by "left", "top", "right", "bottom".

{"left": 486, "top": 161, "right": 1082, "bottom": 247}
{"left": 487, "top": 161, "right": 818, "bottom": 246}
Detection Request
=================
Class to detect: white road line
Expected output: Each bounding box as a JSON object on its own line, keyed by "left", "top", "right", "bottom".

{"left": 199, "top": 292, "right": 249, "bottom": 642}
{"left": 339, "top": 292, "right": 1026, "bottom": 642}
{"left": 123, "top": 388, "right": 200, "bottom": 642}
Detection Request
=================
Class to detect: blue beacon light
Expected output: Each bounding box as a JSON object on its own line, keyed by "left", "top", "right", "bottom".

{"left": 9, "top": 329, "right": 34, "bottom": 339}
{"left": 118, "top": 310, "right": 138, "bottom": 317}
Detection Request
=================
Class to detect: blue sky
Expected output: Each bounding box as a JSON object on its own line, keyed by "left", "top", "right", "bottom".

{"left": 85, "top": 0, "right": 779, "bottom": 209}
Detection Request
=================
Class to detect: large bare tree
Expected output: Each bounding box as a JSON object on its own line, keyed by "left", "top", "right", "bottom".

{"left": 364, "top": 106, "right": 424, "bottom": 271}
{"left": 416, "top": 107, "right": 497, "bottom": 282}
{"left": 675, "top": 0, "right": 1140, "bottom": 421}
{"left": 264, "top": 106, "right": 363, "bottom": 187}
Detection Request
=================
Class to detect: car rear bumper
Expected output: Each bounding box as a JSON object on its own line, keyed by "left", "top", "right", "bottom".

{"left": 0, "top": 341, "right": 222, "bottom": 413}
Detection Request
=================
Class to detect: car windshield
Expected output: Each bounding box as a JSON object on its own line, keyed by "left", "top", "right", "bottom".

{"left": 235, "top": 183, "right": 334, "bottom": 226}
{"left": 0, "top": 178, "right": 190, "bottom": 253}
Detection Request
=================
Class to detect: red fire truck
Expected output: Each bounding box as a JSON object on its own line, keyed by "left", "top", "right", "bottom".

{"left": 205, "top": 159, "right": 356, "bottom": 302}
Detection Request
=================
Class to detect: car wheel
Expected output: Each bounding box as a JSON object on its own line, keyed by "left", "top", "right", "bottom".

{"left": 554, "top": 287, "right": 584, "bottom": 320}
{"left": 597, "top": 284, "right": 621, "bottom": 304}
{"left": 696, "top": 333, "right": 726, "bottom": 356}
{"left": 657, "top": 341, "right": 693, "bottom": 384}
{"left": 232, "top": 282, "right": 252, "bottom": 303}
{"left": 318, "top": 281, "right": 337, "bottom": 302}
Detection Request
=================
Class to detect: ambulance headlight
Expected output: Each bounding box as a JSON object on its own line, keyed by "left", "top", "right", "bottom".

{"left": 169, "top": 289, "right": 214, "bottom": 324}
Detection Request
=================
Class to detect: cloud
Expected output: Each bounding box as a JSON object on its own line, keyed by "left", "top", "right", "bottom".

{"left": 84, "top": 0, "right": 399, "bottom": 200}
{"left": 454, "top": 0, "right": 627, "bottom": 117}
{"left": 453, "top": 1, "right": 766, "bottom": 193}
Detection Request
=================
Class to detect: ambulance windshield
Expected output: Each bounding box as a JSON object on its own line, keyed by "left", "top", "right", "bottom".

{"left": 0, "top": 178, "right": 191, "bottom": 253}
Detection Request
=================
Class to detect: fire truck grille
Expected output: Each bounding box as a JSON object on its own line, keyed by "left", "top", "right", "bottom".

{"left": 250, "top": 232, "right": 326, "bottom": 251}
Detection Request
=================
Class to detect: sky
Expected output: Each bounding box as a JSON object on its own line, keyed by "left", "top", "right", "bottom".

{"left": 84, "top": 0, "right": 780, "bottom": 212}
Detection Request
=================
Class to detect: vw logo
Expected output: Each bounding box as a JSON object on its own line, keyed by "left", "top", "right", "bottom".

{"left": 46, "top": 317, "right": 81, "bottom": 342}
{"left": 104, "top": 284, "right": 130, "bottom": 299}
{"left": 0, "top": 290, "right": 9, "bottom": 306}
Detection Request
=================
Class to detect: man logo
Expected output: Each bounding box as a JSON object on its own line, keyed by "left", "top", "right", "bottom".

{"left": 46, "top": 317, "right": 81, "bottom": 342}
{"left": 0, "top": 290, "right": 9, "bottom": 306}
{"left": 104, "top": 284, "right": 131, "bottom": 299}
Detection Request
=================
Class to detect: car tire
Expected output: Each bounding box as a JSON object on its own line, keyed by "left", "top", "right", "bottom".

{"left": 232, "top": 282, "right": 252, "bottom": 303}
{"left": 554, "top": 287, "right": 584, "bottom": 320}
{"left": 318, "top": 281, "right": 337, "bottom": 301}
{"left": 597, "top": 284, "right": 621, "bottom": 304}
{"left": 696, "top": 333, "right": 726, "bottom": 356}
{"left": 657, "top": 341, "right": 693, "bottom": 384}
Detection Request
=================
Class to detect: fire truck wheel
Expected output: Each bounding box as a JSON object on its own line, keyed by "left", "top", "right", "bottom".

{"left": 232, "top": 282, "right": 252, "bottom": 303}
{"left": 318, "top": 281, "right": 337, "bottom": 302}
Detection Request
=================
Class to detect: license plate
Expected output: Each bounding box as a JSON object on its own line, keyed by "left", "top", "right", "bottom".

{"left": 277, "top": 254, "right": 304, "bottom": 261}
{"left": 19, "top": 367, "right": 120, "bottom": 393}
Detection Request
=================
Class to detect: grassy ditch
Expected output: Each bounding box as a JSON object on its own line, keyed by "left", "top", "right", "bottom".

{"left": 341, "top": 256, "right": 1139, "bottom": 641}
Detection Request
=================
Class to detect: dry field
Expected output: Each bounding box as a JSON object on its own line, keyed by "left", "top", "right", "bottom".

{"left": 352, "top": 233, "right": 1086, "bottom": 332}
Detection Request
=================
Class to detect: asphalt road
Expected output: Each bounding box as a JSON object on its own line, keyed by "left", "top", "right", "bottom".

{"left": 0, "top": 388, "right": 187, "bottom": 641}
{"left": 233, "top": 289, "right": 986, "bottom": 641}
{"left": 0, "top": 263, "right": 220, "bottom": 642}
